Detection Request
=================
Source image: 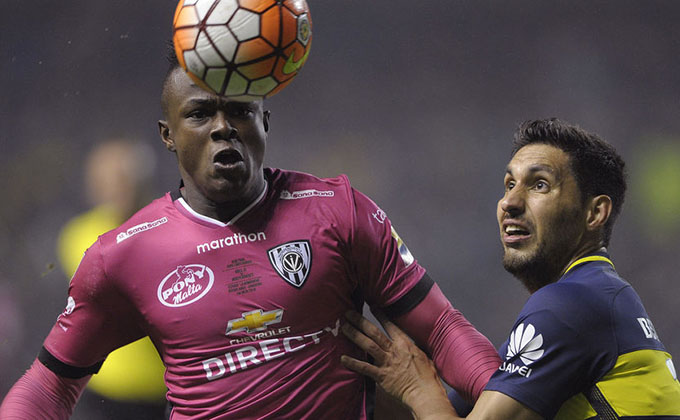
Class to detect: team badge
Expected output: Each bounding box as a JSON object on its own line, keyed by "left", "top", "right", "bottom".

{"left": 268, "top": 240, "right": 312, "bottom": 288}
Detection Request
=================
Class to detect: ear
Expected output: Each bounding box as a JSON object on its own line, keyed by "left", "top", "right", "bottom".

{"left": 158, "top": 120, "right": 176, "bottom": 152}
{"left": 585, "top": 195, "right": 612, "bottom": 232}
{"left": 263, "top": 110, "right": 270, "bottom": 133}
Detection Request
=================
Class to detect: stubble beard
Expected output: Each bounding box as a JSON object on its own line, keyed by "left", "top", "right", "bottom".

{"left": 502, "top": 209, "right": 583, "bottom": 293}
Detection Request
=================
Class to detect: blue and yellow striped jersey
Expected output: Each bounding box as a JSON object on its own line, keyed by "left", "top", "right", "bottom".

{"left": 484, "top": 251, "right": 680, "bottom": 419}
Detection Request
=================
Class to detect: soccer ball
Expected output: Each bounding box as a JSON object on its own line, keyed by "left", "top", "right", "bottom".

{"left": 172, "top": 0, "right": 312, "bottom": 101}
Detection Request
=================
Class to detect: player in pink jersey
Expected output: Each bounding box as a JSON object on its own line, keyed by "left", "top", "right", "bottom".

{"left": 0, "top": 54, "right": 501, "bottom": 419}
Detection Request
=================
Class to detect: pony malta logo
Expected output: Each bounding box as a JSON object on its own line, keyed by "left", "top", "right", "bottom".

{"left": 157, "top": 264, "right": 214, "bottom": 307}
{"left": 499, "top": 323, "right": 544, "bottom": 378}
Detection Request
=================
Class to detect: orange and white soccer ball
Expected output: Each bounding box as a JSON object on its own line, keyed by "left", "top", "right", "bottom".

{"left": 172, "top": 0, "right": 312, "bottom": 101}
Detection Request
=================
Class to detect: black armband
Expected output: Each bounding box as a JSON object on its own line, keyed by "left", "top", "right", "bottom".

{"left": 38, "top": 347, "right": 104, "bottom": 379}
{"left": 382, "top": 273, "right": 434, "bottom": 319}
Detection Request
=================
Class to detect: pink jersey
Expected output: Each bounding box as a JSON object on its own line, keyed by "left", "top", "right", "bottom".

{"left": 43, "top": 168, "right": 427, "bottom": 419}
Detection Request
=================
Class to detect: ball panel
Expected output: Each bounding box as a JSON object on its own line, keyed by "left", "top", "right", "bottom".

{"left": 187, "top": 71, "right": 215, "bottom": 93}
{"left": 225, "top": 71, "right": 248, "bottom": 96}
{"left": 206, "top": 0, "right": 238, "bottom": 25}
{"left": 265, "top": 76, "right": 294, "bottom": 97}
{"left": 175, "top": 6, "right": 200, "bottom": 28}
{"left": 238, "top": 56, "right": 276, "bottom": 79}
{"left": 283, "top": 0, "right": 309, "bottom": 17}
{"left": 174, "top": 27, "right": 201, "bottom": 51}
{"left": 205, "top": 25, "right": 238, "bottom": 62}
{"left": 279, "top": 7, "right": 298, "bottom": 47}
{"left": 229, "top": 8, "right": 260, "bottom": 41}
{"left": 195, "top": 0, "right": 217, "bottom": 21}
{"left": 205, "top": 68, "right": 228, "bottom": 93}
{"left": 248, "top": 76, "right": 278, "bottom": 96}
{"left": 239, "top": 0, "right": 275, "bottom": 13}
{"left": 235, "top": 38, "right": 274, "bottom": 64}
{"left": 260, "top": 7, "right": 282, "bottom": 46}
{"left": 196, "top": 31, "right": 227, "bottom": 67}
{"left": 183, "top": 49, "right": 207, "bottom": 78}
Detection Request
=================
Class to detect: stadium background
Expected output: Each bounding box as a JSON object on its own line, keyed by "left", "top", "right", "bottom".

{"left": 2, "top": 1, "right": 679, "bottom": 418}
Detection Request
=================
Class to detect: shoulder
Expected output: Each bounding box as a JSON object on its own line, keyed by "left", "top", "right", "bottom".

{"left": 267, "top": 168, "right": 352, "bottom": 195}
{"left": 520, "top": 264, "right": 630, "bottom": 337}
{"left": 97, "top": 193, "right": 175, "bottom": 248}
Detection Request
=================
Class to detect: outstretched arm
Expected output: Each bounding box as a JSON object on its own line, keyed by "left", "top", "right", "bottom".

{"left": 0, "top": 358, "right": 89, "bottom": 420}
{"left": 341, "top": 312, "right": 543, "bottom": 420}
{"left": 386, "top": 283, "right": 501, "bottom": 403}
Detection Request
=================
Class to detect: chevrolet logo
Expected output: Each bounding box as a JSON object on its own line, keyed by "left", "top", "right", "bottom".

{"left": 226, "top": 309, "right": 283, "bottom": 335}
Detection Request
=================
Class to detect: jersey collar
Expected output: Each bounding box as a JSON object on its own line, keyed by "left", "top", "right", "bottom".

{"left": 172, "top": 179, "right": 268, "bottom": 227}
{"left": 563, "top": 248, "right": 615, "bottom": 276}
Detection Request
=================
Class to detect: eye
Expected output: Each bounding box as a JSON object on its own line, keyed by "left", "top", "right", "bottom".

{"left": 505, "top": 180, "right": 516, "bottom": 191}
{"left": 227, "top": 103, "right": 254, "bottom": 118}
{"left": 534, "top": 180, "right": 549, "bottom": 191}
{"left": 187, "top": 109, "right": 210, "bottom": 120}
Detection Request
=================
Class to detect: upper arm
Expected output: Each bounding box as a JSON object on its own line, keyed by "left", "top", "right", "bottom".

{"left": 468, "top": 391, "right": 543, "bottom": 420}
{"left": 43, "top": 240, "right": 145, "bottom": 370}
{"left": 347, "top": 187, "right": 426, "bottom": 307}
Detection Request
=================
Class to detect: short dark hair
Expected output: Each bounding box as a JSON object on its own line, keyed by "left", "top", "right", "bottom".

{"left": 161, "top": 42, "right": 181, "bottom": 117}
{"left": 512, "top": 118, "right": 627, "bottom": 246}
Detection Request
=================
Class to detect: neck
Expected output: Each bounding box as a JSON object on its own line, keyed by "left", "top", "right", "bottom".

{"left": 560, "top": 243, "right": 606, "bottom": 276}
{"left": 181, "top": 176, "right": 266, "bottom": 224}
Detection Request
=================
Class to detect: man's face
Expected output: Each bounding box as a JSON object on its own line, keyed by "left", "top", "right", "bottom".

{"left": 497, "top": 143, "right": 586, "bottom": 291}
{"left": 159, "top": 68, "right": 269, "bottom": 204}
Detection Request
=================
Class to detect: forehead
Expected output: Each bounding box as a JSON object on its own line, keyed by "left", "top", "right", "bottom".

{"left": 507, "top": 143, "right": 571, "bottom": 177}
{"left": 165, "top": 68, "right": 262, "bottom": 111}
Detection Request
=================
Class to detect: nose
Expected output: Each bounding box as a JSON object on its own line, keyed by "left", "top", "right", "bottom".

{"left": 210, "top": 112, "right": 238, "bottom": 141}
{"left": 500, "top": 186, "right": 525, "bottom": 217}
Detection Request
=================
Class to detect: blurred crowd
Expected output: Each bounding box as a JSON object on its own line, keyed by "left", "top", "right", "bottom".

{"left": 2, "top": 1, "right": 679, "bottom": 418}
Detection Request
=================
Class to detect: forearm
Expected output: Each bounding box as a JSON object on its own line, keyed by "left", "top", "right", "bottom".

{"left": 395, "top": 284, "right": 501, "bottom": 403}
{"left": 0, "top": 358, "right": 89, "bottom": 420}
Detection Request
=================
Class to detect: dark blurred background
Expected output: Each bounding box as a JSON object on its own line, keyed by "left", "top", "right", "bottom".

{"left": 2, "top": 1, "right": 680, "bottom": 418}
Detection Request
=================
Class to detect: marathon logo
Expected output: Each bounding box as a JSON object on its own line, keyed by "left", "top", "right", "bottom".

{"left": 279, "top": 189, "right": 334, "bottom": 200}
{"left": 196, "top": 232, "right": 267, "bottom": 255}
{"left": 116, "top": 217, "right": 168, "bottom": 243}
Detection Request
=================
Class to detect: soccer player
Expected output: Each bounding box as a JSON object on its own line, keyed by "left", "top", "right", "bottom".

{"left": 341, "top": 118, "right": 680, "bottom": 419}
{"left": 0, "top": 54, "right": 501, "bottom": 418}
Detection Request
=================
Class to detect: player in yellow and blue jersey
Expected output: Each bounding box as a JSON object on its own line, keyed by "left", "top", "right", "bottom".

{"left": 340, "top": 118, "right": 680, "bottom": 419}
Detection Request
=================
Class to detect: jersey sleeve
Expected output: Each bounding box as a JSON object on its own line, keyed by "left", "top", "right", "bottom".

{"left": 42, "top": 240, "right": 146, "bottom": 375}
{"left": 347, "top": 187, "right": 427, "bottom": 311}
{"left": 484, "top": 289, "right": 615, "bottom": 418}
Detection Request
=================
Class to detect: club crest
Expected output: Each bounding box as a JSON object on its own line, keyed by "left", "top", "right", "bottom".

{"left": 268, "top": 240, "right": 312, "bottom": 288}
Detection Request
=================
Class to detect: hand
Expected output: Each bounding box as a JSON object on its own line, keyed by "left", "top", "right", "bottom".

{"left": 340, "top": 311, "right": 458, "bottom": 419}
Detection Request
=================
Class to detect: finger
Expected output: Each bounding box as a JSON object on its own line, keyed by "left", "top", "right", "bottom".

{"left": 345, "top": 311, "right": 393, "bottom": 350}
{"left": 340, "top": 355, "right": 381, "bottom": 381}
{"left": 342, "top": 322, "right": 387, "bottom": 363}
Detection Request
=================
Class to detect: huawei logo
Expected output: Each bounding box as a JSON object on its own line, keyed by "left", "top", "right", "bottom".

{"left": 507, "top": 323, "right": 544, "bottom": 365}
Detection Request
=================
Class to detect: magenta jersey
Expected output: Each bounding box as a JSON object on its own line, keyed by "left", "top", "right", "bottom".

{"left": 43, "top": 168, "right": 427, "bottom": 419}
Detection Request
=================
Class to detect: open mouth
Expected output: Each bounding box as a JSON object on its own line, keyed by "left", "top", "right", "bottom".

{"left": 213, "top": 149, "right": 244, "bottom": 167}
{"left": 504, "top": 225, "right": 530, "bottom": 236}
{"left": 503, "top": 223, "right": 531, "bottom": 244}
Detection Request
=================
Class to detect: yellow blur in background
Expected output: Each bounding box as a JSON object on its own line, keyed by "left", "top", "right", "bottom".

{"left": 56, "top": 140, "right": 166, "bottom": 402}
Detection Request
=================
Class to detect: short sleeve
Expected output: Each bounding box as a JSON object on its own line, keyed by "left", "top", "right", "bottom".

{"left": 347, "top": 188, "right": 426, "bottom": 310}
{"left": 485, "top": 294, "right": 615, "bottom": 418}
{"left": 42, "top": 240, "right": 146, "bottom": 370}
